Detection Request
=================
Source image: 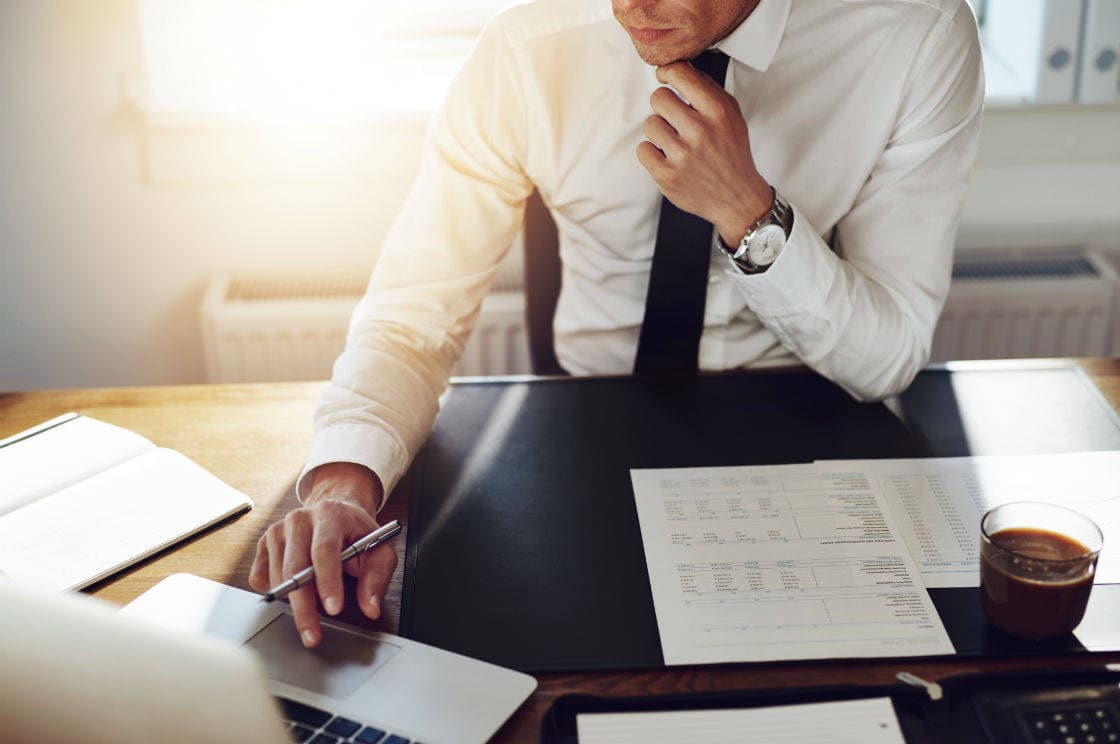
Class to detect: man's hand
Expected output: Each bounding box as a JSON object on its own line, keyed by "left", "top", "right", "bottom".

{"left": 637, "top": 61, "right": 774, "bottom": 246}
{"left": 249, "top": 462, "right": 395, "bottom": 648}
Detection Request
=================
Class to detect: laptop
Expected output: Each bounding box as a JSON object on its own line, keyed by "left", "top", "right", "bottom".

{"left": 0, "top": 574, "right": 536, "bottom": 744}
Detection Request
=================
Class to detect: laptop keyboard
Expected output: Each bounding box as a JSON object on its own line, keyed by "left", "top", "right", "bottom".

{"left": 276, "top": 695, "right": 426, "bottom": 744}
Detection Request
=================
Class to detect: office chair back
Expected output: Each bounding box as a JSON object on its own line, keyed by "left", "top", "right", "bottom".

{"left": 523, "top": 190, "right": 567, "bottom": 376}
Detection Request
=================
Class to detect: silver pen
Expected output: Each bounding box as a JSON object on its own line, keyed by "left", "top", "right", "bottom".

{"left": 263, "top": 520, "right": 402, "bottom": 602}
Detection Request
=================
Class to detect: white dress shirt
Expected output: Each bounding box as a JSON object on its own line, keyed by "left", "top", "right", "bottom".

{"left": 300, "top": 0, "right": 984, "bottom": 504}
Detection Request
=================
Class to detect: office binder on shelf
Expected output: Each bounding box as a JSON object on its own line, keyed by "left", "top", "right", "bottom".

{"left": 541, "top": 667, "right": 1120, "bottom": 744}
{"left": 1079, "top": 0, "right": 1120, "bottom": 103}
{"left": 983, "top": 0, "right": 1084, "bottom": 103}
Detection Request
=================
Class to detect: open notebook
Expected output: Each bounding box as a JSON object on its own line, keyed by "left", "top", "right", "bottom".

{"left": 0, "top": 413, "right": 252, "bottom": 592}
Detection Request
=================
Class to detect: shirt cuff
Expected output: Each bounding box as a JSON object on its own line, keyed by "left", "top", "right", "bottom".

{"left": 724, "top": 201, "right": 839, "bottom": 318}
{"left": 296, "top": 423, "right": 410, "bottom": 513}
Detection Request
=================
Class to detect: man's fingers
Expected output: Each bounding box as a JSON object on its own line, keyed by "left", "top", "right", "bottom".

{"left": 354, "top": 544, "right": 399, "bottom": 621}
{"left": 656, "top": 61, "right": 724, "bottom": 113}
{"left": 636, "top": 140, "right": 667, "bottom": 175}
{"left": 265, "top": 526, "right": 285, "bottom": 590}
{"left": 288, "top": 585, "right": 322, "bottom": 648}
{"left": 649, "top": 86, "right": 695, "bottom": 135}
{"left": 310, "top": 516, "right": 345, "bottom": 616}
{"left": 248, "top": 535, "right": 270, "bottom": 593}
{"left": 282, "top": 513, "right": 322, "bottom": 648}
{"left": 255, "top": 494, "right": 390, "bottom": 647}
{"left": 642, "top": 115, "right": 682, "bottom": 159}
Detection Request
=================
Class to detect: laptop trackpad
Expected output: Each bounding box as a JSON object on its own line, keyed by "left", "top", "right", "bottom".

{"left": 245, "top": 615, "right": 401, "bottom": 699}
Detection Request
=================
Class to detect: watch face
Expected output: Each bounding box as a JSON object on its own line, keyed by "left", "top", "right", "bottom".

{"left": 748, "top": 225, "right": 786, "bottom": 266}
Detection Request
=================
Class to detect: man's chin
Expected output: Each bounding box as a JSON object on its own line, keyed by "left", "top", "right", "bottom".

{"left": 630, "top": 39, "right": 704, "bottom": 67}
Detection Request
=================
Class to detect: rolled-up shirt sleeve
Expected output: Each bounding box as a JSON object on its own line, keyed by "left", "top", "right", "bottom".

{"left": 298, "top": 17, "right": 534, "bottom": 505}
{"left": 729, "top": 5, "right": 984, "bottom": 402}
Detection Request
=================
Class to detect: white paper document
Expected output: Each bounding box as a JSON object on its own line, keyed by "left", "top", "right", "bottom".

{"left": 631, "top": 465, "right": 953, "bottom": 666}
{"left": 576, "top": 696, "right": 905, "bottom": 744}
{"left": 824, "top": 452, "right": 1120, "bottom": 588}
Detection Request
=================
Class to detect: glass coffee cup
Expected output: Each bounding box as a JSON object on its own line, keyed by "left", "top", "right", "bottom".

{"left": 979, "top": 502, "right": 1103, "bottom": 640}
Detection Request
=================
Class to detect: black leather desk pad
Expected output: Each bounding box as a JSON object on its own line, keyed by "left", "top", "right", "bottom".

{"left": 401, "top": 363, "right": 1120, "bottom": 672}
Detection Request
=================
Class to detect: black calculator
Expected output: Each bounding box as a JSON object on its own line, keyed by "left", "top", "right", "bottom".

{"left": 974, "top": 684, "right": 1120, "bottom": 744}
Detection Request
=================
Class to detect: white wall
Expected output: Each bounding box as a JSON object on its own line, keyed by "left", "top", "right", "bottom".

{"left": 0, "top": 1, "right": 416, "bottom": 389}
{"left": 959, "top": 105, "right": 1120, "bottom": 251}
{"left": 1, "top": 1, "right": 1118, "bottom": 391}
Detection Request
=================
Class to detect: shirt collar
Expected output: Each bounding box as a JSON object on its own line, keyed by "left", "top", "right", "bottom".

{"left": 714, "top": 0, "right": 792, "bottom": 72}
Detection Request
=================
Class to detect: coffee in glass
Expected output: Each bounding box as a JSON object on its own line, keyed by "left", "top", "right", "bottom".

{"left": 979, "top": 502, "right": 1103, "bottom": 640}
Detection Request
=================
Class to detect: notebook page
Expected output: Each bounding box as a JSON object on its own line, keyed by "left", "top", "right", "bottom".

{"left": 0, "top": 415, "right": 154, "bottom": 517}
{"left": 0, "top": 448, "right": 252, "bottom": 592}
{"left": 576, "top": 697, "right": 905, "bottom": 744}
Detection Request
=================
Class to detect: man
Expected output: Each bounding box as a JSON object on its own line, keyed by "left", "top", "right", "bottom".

{"left": 249, "top": 0, "right": 984, "bottom": 647}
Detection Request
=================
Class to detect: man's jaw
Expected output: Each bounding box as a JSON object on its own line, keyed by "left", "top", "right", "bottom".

{"left": 624, "top": 27, "right": 707, "bottom": 66}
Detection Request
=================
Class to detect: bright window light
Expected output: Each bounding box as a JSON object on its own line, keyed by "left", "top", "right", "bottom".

{"left": 138, "top": 0, "right": 507, "bottom": 123}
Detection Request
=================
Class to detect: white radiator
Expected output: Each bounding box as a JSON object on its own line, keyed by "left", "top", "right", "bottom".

{"left": 202, "top": 250, "right": 1119, "bottom": 383}
{"left": 201, "top": 273, "right": 531, "bottom": 383}
{"left": 931, "top": 250, "right": 1119, "bottom": 361}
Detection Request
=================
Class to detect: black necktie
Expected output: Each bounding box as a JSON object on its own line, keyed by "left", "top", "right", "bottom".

{"left": 633, "top": 49, "right": 731, "bottom": 375}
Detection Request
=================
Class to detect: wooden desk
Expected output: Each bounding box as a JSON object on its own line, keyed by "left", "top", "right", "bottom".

{"left": 3, "top": 358, "right": 1120, "bottom": 742}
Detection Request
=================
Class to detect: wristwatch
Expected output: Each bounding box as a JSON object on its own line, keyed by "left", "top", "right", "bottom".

{"left": 719, "top": 187, "right": 794, "bottom": 274}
